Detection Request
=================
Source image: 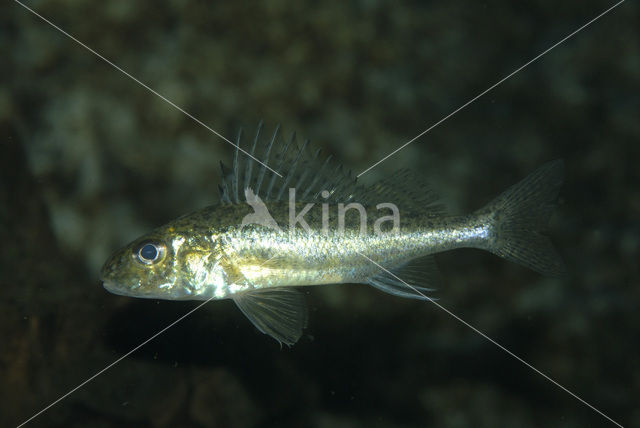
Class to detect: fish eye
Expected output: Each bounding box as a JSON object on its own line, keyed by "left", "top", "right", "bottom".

{"left": 135, "top": 241, "right": 166, "bottom": 265}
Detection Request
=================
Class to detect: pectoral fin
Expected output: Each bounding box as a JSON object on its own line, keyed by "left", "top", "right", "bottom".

{"left": 233, "top": 287, "right": 308, "bottom": 346}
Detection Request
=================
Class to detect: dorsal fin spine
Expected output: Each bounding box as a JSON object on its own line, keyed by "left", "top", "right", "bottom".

{"left": 255, "top": 124, "right": 279, "bottom": 197}
{"left": 244, "top": 121, "right": 262, "bottom": 194}
{"left": 265, "top": 131, "right": 293, "bottom": 200}
{"left": 302, "top": 154, "right": 332, "bottom": 200}
{"left": 292, "top": 144, "right": 318, "bottom": 197}
{"left": 276, "top": 137, "right": 308, "bottom": 201}
{"left": 331, "top": 169, "right": 354, "bottom": 203}
{"left": 218, "top": 184, "right": 227, "bottom": 204}
{"left": 232, "top": 128, "right": 242, "bottom": 204}
{"left": 219, "top": 161, "right": 231, "bottom": 204}
{"left": 315, "top": 164, "right": 343, "bottom": 201}
{"left": 333, "top": 170, "right": 358, "bottom": 203}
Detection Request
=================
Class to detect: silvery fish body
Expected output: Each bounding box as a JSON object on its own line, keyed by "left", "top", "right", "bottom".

{"left": 101, "top": 124, "right": 565, "bottom": 345}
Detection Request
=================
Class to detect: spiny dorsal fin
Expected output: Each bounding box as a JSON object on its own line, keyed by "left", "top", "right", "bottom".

{"left": 254, "top": 124, "right": 279, "bottom": 197}
{"left": 217, "top": 123, "right": 444, "bottom": 216}
{"left": 232, "top": 128, "right": 242, "bottom": 203}
{"left": 300, "top": 150, "right": 327, "bottom": 199}
{"left": 218, "top": 123, "right": 360, "bottom": 204}
{"left": 265, "top": 130, "right": 294, "bottom": 200}
{"left": 275, "top": 138, "right": 308, "bottom": 200}
{"left": 243, "top": 120, "right": 262, "bottom": 194}
{"left": 218, "top": 161, "right": 232, "bottom": 205}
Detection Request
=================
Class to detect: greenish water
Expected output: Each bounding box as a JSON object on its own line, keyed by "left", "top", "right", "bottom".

{"left": 2, "top": 1, "right": 638, "bottom": 427}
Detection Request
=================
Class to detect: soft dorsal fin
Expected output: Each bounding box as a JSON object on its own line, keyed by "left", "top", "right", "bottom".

{"left": 357, "top": 169, "right": 447, "bottom": 216}
{"left": 232, "top": 287, "right": 308, "bottom": 346}
{"left": 367, "top": 255, "right": 441, "bottom": 300}
{"left": 218, "top": 123, "right": 445, "bottom": 216}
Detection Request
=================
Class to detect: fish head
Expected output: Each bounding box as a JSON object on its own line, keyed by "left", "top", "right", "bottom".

{"left": 100, "top": 228, "right": 201, "bottom": 300}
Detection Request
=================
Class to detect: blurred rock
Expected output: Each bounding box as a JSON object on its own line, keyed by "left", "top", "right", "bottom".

{"left": 189, "top": 368, "right": 260, "bottom": 428}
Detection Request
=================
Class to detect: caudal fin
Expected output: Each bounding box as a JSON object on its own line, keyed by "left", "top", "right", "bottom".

{"left": 478, "top": 160, "right": 566, "bottom": 277}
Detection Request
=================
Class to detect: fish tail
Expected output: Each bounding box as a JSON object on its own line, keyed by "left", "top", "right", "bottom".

{"left": 477, "top": 160, "right": 566, "bottom": 277}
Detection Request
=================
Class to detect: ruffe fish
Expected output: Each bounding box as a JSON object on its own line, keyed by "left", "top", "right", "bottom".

{"left": 100, "top": 123, "right": 565, "bottom": 345}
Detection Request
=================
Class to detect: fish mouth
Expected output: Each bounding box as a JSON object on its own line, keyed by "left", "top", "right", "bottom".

{"left": 102, "top": 281, "right": 165, "bottom": 299}
{"left": 101, "top": 279, "right": 199, "bottom": 300}
{"left": 102, "top": 280, "right": 137, "bottom": 297}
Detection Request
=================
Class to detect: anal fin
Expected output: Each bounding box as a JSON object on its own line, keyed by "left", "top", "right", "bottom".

{"left": 233, "top": 287, "right": 308, "bottom": 346}
{"left": 367, "top": 255, "right": 441, "bottom": 300}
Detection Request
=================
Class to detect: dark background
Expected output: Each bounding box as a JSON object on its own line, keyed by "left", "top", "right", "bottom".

{"left": 2, "top": 0, "right": 638, "bottom": 427}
